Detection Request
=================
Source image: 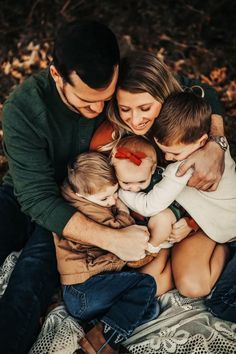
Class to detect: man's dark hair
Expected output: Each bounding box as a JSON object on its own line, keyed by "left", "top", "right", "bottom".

{"left": 53, "top": 20, "right": 120, "bottom": 89}
{"left": 151, "top": 91, "right": 212, "bottom": 145}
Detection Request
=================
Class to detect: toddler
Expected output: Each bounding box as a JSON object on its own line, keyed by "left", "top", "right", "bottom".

{"left": 53, "top": 151, "right": 158, "bottom": 354}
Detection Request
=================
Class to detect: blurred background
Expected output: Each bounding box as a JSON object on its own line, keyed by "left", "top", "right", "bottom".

{"left": 0, "top": 0, "right": 236, "bottom": 180}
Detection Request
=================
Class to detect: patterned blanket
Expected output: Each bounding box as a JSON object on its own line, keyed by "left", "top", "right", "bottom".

{"left": 0, "top": 252, "right": 235, "bottom": 354}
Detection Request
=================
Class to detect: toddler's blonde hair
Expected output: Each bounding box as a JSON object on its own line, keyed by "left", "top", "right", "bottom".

{"left": 67, "top": 152, "right": 117, "bottom": 196}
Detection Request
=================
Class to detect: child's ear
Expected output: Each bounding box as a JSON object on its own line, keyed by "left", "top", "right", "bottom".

{"left": 199, "top": 133, "right": 209, "bottom": 147}
{"left": 151, "top": 162, "right": 157, "bottom": 174}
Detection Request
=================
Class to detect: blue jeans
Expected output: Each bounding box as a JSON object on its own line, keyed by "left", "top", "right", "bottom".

{"left": 206, "top": 242, "right": 236, "bottom": 323}
{"left": 0, "top": 185, "right": 59, "bottom": 354}
{"left": 63, "top": 271, "right": 159, "bottom": 341}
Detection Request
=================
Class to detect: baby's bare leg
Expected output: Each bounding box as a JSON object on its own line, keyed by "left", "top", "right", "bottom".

{"left": 139, "top": 249, "right": 174, "bottom": 296}
{"left": 148, "top": 208, "right": 176, "bottom": 247}
{"left": 128, "top": 209, "right": 176, "bottom": 269}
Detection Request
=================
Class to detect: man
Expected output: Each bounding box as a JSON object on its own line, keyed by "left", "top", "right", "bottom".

{"left": 0, "top": 21, "right": 150, "bottom": 354}
{"left": 0, "top": 19, "right": 232, "bottom": 354}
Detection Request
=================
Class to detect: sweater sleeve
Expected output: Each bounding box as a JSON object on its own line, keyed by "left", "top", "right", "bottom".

{"left": 89, "top": 120, "right": 114, "bottom": 150}
{"left": 177, "top": 75, "right": 225, "bottom": 116}
{"left": 119, "top": 163, "right": 193, "bottom": 217}
{"left": 3, "top": 102, "right": 77, "bottom": 234}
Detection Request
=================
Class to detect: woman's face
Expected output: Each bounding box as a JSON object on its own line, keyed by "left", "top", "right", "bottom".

{"left": 116, "top": 89, "right": 162, "bottom": 135}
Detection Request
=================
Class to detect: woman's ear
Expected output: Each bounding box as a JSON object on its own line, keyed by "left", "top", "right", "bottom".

{"left": 110, "top": 148, "right": 117, "bottom": 166}
{"left": 199, "top": 133, "right": 209, "bottom": 147}
{"left": 153, "top": 137, "right": 158, "bottom": 146}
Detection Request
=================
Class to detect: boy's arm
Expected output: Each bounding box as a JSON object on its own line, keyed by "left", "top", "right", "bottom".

{"left": 119, "top": 163, "right": 192, "bottom": 217}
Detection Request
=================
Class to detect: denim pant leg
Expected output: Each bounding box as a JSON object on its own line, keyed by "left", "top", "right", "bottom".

{"left": 0, "top": 223, "right": 60, "bottom": 354}
{"left": 206, "top": 242, "right": 236, "bottom": 323}
{"left": 64, "top": 271, "right": 158, "bottom": 340}
{"left": 101, "top": 272, "right": 158, "bottom": 339}
{"left": 0, "top": 185, "right": 32, "bottom": 265}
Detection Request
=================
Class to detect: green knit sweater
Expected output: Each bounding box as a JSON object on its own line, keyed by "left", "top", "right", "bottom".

{"left": 2, "top": 68, "right": 224, "bottom": 234}
{"left": 2, "top": 68, "right": 105, "bottom": 234}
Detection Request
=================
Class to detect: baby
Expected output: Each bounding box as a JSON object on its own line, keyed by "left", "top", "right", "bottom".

{"left": 111, "top": 135, "right": 196, "bottom": 268}
{"left": 53, "top": 151, "right": 158, "bottom": 354}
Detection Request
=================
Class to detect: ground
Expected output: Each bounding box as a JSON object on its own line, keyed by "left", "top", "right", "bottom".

{"left": 0, "top": 0, "right": 236, "bottom": 180}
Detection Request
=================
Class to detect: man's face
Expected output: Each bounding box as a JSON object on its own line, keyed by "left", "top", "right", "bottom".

{"left": 51, "top": 66, "right": 118, "bottom": 118}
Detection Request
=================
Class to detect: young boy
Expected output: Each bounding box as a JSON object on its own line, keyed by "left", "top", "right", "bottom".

{"left": 53, "top": 152, "right": 158, "bottom": 354}
{"left": 118, "top": 92, "right": 235, "bottom": 298}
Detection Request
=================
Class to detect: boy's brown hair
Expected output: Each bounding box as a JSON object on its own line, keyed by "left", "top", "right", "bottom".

{"left": 151, "top": 91, "right": 212, "bottom": 145}
{"left": 67, "top": 152, "right": 117, "bottom": 196}
{"left": 111, "top": 136, "right": 157, "bottom": 166}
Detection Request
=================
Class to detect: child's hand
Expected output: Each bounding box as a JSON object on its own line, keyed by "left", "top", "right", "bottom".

{"left": 168, "top": 217, "right": 192, "bottom": 243}
{"left": 116, "top": 198, "right": 130, "bottom": 214}
{"left": 176, "top": 136, "right": 225, "bottom": 191}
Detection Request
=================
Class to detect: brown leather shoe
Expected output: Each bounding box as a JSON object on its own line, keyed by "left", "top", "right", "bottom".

{"left": 78, "top": 322, "right": 119, "bottom": 354}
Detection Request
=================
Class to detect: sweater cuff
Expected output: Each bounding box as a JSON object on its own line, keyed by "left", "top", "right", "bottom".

{"left": 44, "top": 203, "right": 77, "bottom": 235}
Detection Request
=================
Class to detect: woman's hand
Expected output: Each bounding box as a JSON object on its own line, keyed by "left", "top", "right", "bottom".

{"left": 168, "top": 217, "right": 193, "bottom": 243}
{"left": 176, "top": 141, "right": 225, "bottom": 191}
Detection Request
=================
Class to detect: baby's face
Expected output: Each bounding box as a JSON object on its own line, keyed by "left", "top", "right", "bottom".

{"left": 85, "top": 183, "right": 119, "bottom": 207}
{"left": 115, "top": 159, "right": 154, "bottom": 192}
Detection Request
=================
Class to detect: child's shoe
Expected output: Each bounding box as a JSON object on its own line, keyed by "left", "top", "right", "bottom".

{"left": 78, "top": 322, "right": 119, "bottom": 354}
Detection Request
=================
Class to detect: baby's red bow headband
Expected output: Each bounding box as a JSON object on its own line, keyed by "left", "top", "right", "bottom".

{"left": 114, "top": 147, "right": 147, "bottom": 166}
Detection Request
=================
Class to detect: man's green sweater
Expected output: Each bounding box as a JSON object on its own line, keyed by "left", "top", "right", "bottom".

{"left": 2, "top": 68, "right": 224, "bottom": 235}
{"left": 2, "top": 68, "right": 105, "bottom": 234}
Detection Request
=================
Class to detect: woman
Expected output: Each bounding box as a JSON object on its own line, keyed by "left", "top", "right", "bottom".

{"left": 90, "top": 51, "right": 234, "bottom": 320}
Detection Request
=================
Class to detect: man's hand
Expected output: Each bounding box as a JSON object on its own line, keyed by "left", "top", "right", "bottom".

{"left": 176, "top": 141, "right": 225, "bottom": 191}
{"left": 63, "top": 212, "right": 149, "bottom": 261}
{"left": 168, "top": 217, "right": 192, "bottom": 243}
{"left": 110, "top": 225, "right": 150, "bottom": 261}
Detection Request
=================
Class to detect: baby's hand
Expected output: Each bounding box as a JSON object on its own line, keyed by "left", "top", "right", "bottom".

{"left": 115, "top": 198, "right": 130, "bottom": 214}
{"left": 168, "top": 217, "right": 192, "bottom": 243}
